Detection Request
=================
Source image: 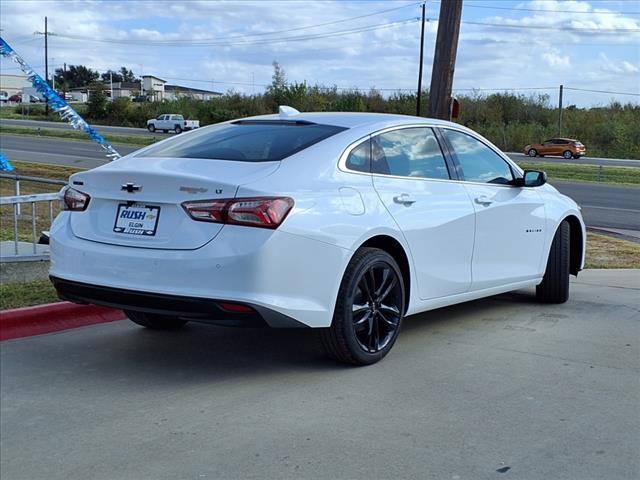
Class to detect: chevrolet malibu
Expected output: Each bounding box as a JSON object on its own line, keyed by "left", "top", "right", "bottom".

{"left": 50, "top": 109, "right": 586, "bottom": 365}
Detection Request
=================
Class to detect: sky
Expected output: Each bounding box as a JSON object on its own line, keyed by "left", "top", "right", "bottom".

{"left": 1, "top": 0, "right": 639, "bottom": 107}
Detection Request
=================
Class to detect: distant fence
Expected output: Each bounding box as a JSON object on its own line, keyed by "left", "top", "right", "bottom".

{"left": 0, "top": 173, "right": 66, "bottom": 260}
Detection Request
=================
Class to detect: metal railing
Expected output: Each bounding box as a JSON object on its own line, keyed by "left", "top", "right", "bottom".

{"left": 0, "top": 173, "right": 67, "bottom": 260}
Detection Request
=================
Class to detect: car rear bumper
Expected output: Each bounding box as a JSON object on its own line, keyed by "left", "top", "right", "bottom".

{"left": 50, "top": 276, "right": 306, "bottom": 328}
{"left": 49, "top": 213, "right": 351, "bottom": 328}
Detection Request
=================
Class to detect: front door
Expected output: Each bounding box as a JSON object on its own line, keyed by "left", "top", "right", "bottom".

{"left": 370, "top": 127, "right": 475, "bottom": 300}
{"left": 441, "top": 128, "right": 547, "bottom": 291}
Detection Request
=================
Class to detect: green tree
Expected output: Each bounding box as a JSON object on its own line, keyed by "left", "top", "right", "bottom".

{"left": 101, "top": 67, "right": 138, "bottom": 83}
{"left": 87, "top": 81, "right": 107, "bottom": 119}
{"left": 53, "top": 65, "right": 99, "bottom": 90}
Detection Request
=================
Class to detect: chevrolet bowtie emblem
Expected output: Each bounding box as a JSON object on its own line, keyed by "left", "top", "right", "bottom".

{"left": 121, "top": 183, "right": 142, "bottom": 193}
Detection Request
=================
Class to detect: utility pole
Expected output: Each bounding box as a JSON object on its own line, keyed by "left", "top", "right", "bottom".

{"left": 427, "top": 0, "right": 463, "bottom": 120}
{"left": 63, "top": 62, "right": 67, "bottom": 99}
{"left": 557, "top": 84, "right": 563, "bottom": 136}
{"left": 44, "top": 16, "right": 49, "bottom": 115}
{"left": 416, "top": 3, "right": 426, "bottom": 116}
{"left": 110, "top": 71, "right": 113, "bottom": 101}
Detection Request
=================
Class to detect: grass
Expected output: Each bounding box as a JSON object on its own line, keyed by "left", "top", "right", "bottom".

{"left": 0, "top": 125, "right": 155, "bottom": 147}
{"left": 517, "top": 161, "right": 640, "bottom": 186}
{"left": 0, "top": 279, "right": 59, "bottom": 310}
{"left": 1, "top": 231, "right": 637, "bottom": 310}
{"left": 585, "top": 232, "right": 640, "bottom": 269}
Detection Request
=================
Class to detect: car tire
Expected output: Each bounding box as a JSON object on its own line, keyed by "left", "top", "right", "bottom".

{"left": 527, "top": 148, "right": 537, "bottom": 157}
{"left": 174, "top": 125, "right": 183, "bottom": 134}
{"left": 125, "top": 310, "right": 188, "bottom": 330}
{"left": 563, "top": 150, "right": 573, "bottom": 159}
{"left": 536, "top": 221, "right": 570, "bottom": 304}
{"left": 320, "top": 247, "right": 405, "bottom": 366}
{"left": 163, "top": 129, "right": 168, "bottom": 133}
{"left": 147, "top": 124, "right": 155, "bottom": 132}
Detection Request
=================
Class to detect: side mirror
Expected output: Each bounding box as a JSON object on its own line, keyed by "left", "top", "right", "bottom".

{"left": 520, "top": 169, "right": 547, "bottom": 187}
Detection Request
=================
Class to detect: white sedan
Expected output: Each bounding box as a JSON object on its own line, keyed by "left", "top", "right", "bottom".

{"left": 50, "top": 108, "right": 585, "bottom": 365}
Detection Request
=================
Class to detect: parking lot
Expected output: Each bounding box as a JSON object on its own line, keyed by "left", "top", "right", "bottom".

{"left": 1, "top": 269, "right": 639, "bottom": 480}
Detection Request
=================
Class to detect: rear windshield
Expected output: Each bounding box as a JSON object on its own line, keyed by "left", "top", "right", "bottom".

{"left": 138, "top": 121, "right": 347, "bottom": 162}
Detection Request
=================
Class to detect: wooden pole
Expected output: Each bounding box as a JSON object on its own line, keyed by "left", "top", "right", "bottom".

{"left": 416, "top": 3, "right": 426, "bottom": 116}
{"left": 427, "top": 0, "right": 463, "bottom": 120}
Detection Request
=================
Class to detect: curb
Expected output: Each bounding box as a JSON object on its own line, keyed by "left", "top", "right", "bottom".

{"left": 0, "top": 302, "right": 125, "bottom": 341}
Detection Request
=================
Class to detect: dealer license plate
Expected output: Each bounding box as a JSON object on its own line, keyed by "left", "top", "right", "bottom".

{"left": 113, "top": 204, "right": 160, "bottom": 236}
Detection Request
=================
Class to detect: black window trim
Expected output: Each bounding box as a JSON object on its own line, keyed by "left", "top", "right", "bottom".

{"left": 338, "top": 123, "right": 524, "bottom": 188}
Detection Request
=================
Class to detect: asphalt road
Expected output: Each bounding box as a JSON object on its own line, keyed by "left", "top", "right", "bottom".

{"left": 1, "top": 134, "right": 638, "bottom": 230}
{"left": 1, "top": 117, "right": 167, "bottom": 138}
{"left": 1, "top": 269, "right": 638, "bottom": 480}
{"left": 0, "top": 134, "right": 139, "bottom": 169}
{"left": 550, "top": 181, "right": 640, "bottom": 231}
{"left": 2, "top": 119, "right": 639, "bottom": 168}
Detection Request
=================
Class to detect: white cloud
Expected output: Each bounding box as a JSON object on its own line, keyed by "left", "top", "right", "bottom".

{"left": 541, "top": 49, "right": 571, "bottom": 69}
{"left": 0, "top": 0, "right": 638, "bottom": 106}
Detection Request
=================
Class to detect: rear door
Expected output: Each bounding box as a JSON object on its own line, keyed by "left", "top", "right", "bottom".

{"left": 370, "top": 126, "right": 475, "bottom": 299}
{"left": 440, "top": 128, "right": 546, "bottom": 290}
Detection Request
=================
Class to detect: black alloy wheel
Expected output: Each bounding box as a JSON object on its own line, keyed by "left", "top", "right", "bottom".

{"left": 320, "top": 248, "right": 405, "bottom": 365}
{"left": 351, "top": 263, "right": 403, "bottom": 353}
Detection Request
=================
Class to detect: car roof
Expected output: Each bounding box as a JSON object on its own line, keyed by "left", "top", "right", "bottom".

{"left": 546, "top": 137, "right": 578, "bottom": 141}
{"left": 240, "top": 111, "right": 458, "bottom": 129}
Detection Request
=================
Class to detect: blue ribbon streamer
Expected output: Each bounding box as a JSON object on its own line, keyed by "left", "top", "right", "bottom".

{"left": 0, "top": 36, "right": 121, "bottom": 163}
{"left": 0, "top": 152, "right": 13, "bottom": 172}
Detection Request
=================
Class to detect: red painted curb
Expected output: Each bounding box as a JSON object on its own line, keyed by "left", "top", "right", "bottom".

{"left": 0, "top": 302, "right": 125, "bottom": 341}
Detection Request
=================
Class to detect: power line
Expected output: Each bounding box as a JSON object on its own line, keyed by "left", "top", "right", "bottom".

{"left": 152, "top": 1, "right": 422, "bottom": 43}
{"left": 51, "top": 18, "right": 420, "bottom": 46}
{"left": 564, "top": 87, "right": 640, "bottom": 97}
{"left": 462, "top": 3, "right": 640, "bottom": 15}
{"left": 453, "top": 87, "right": 558, "bottom": 91}
{"left": 457, "top": 19, "right": 640, "bottom": 33}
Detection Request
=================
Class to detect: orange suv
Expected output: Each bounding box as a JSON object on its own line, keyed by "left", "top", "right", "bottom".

{"left": 524, "top": 138, "right": 586, "bottom": 159}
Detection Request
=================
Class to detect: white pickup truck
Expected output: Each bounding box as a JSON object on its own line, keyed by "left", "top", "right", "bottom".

{"left": 146, "top": 114, "right": 199, "bottom": 134}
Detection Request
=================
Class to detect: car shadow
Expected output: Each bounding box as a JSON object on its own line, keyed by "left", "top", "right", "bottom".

{"left": 6, "top": 288, "right": 543, "bottom": 388}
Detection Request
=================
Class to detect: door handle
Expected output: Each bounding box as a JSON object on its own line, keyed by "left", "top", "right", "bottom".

{"left": 474, "top": 195, "right": 494, "bottom": 206}
{"left": 393, "top": 194, "right": 416, "bottom": 205}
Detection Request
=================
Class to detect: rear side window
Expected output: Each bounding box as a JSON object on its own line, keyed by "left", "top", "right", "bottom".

{"left": 371, "top": 127, "right": 450, "bottom": 180}
{"left": 345, "top": 139, "right": 370, "bottom": 173}
{"left": 138, "top": 121, "right": 347, "bottom": 162}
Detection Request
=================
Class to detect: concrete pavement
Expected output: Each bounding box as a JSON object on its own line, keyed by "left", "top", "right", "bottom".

{"left": 1, "top": 269, "right": 638, "bottom": 480}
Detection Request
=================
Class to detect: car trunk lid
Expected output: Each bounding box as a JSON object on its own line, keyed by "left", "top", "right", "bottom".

{"left": 68, "top": 156, "right": 279, "bottom": 250}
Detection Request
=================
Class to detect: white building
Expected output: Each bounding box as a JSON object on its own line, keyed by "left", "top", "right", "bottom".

{"left": 142, "top": 75, "right": 166, "bottom": 101}
{"left": 0, "top": 74, "right": 31, "bottom": 98}
{"left": 164, "top": 84, "right": 222, "bottom": 101}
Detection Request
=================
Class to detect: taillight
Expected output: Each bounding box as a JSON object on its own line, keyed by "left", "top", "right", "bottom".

{"left": 218, "top": 302, "right": 254, "bottom": 313}
{"left": 62, "top": 187, "right": 90, "bottom": 211}
{"left": 182, "top": 197, "right": 294, "bottom": 229}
